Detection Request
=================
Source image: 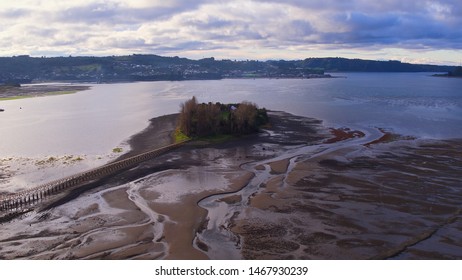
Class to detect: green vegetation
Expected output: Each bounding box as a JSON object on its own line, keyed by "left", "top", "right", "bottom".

{"left": 174, "top": 127, "right": 191, "bottom": 143}
{"left": 1, "top": 55, "right": 452, "bottom": 84}
{"left": 112, "top": 147, "right": 123, "bottom": 153}
{"left": 176, "top": 96, "right": 269, "bottom": 141}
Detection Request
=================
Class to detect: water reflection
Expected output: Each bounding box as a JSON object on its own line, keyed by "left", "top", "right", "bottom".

{"left": 1, "top": 73, "right": 461, "bottom": 158}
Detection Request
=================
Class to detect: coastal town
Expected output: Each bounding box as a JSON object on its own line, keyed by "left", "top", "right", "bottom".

{"left": 0, "top": 55, "right": 454, "bottom": 84}
{"left": 0, "top": 55, "right": 328, "bottom": 83}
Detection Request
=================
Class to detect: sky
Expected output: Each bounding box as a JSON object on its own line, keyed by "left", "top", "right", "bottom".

{"left": 1, "top": 0, "right": 461, "bottom": 65}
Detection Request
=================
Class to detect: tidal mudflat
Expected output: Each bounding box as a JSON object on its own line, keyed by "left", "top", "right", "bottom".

{"left": 0, "top": 111, "right": 460, "bottom": 259}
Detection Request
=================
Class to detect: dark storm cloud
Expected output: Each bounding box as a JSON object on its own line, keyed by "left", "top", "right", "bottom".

{"left": 343, "top": 12, "right": 399, "bottom": 31}
{"left": 335, "top": 11, "right": 462, "bottom": 48}
{"left": 252, "top": 0, "right": 462, "bottom": 49}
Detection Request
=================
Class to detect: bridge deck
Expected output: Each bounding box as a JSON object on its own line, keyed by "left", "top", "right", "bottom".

{"left": 0, "top": 140, "right": 189, "bottom": 213}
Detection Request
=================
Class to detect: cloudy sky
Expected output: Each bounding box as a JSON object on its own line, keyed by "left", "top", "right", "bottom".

{"left": 1, "top": 0, "right": 461, "bottom": 65}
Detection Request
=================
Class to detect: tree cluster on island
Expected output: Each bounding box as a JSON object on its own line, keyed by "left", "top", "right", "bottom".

{"left": 177, "top": 96, "right": 269, "bottom": 139}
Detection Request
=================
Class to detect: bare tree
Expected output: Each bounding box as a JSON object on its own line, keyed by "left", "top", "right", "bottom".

{"left": 179, "top": 96, "right": 198, "bottom": 135}
{"left": 233, "top": 101, "right": 258, "bottom": 134}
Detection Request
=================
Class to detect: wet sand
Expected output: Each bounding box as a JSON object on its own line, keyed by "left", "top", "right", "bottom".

{"left": 0, "top": 84, "right": 90, "bottom": 100}
{"left": 0, "top": 111, "right": 461, "bottom": 259}
{"left": 230, "top": 139, "right": 462, "bottom": 259}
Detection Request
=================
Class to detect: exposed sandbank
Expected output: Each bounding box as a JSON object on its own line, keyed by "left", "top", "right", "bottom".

{"left": 0, "top": 84, "right": 90, "bottom": 101}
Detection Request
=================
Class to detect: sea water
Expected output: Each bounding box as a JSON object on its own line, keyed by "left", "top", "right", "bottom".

{"left": 0, "top": 72, "right": 461, "bottom": 158}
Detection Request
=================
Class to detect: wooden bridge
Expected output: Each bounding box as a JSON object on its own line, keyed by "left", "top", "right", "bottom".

{"left": 0, "top": 141, "right": 188, "bottom": 214}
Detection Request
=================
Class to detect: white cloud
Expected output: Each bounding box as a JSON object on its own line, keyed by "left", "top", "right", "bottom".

{"left": 0, "top": 0, "right": 461, "bottom": 64}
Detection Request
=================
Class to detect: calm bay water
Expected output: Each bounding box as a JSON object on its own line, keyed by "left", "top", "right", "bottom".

{"left": 0, "top": 72, "right": 461, "bottom": 157}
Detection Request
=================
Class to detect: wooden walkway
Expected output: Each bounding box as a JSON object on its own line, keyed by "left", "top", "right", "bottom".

{"left": 0, "top": 141, "right": 188, "bottom": 213}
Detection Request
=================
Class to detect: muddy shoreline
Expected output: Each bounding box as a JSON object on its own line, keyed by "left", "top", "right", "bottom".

{"left": 0, "top": 111, "right": 461, "bottom": 259}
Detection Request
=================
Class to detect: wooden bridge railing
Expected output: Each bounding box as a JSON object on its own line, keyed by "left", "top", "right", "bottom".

{"left": 0, "top": 140, "right": 189, "bottom": 213}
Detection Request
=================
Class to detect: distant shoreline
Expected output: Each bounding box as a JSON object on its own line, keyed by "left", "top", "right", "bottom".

{"left": 432, "top": 73, "right": 462, "bottom": 78}
{"left": 1, "top": 77, "right": 340, "bottom": 101}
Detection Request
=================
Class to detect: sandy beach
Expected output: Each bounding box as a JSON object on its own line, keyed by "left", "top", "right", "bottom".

{"left": 0, "top": 111, "right": 461, "bottom": 259}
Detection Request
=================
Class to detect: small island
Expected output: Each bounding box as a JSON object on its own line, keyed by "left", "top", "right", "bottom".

{"left": 175, "top": 96, "right": 269, "bottom": 142}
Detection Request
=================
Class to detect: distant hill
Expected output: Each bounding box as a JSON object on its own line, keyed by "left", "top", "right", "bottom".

{"left": 300, "top": 57, "right": 453, "bottom": 72}
{"left": 0, "top": 55, "right": 455, "bottom": 84}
